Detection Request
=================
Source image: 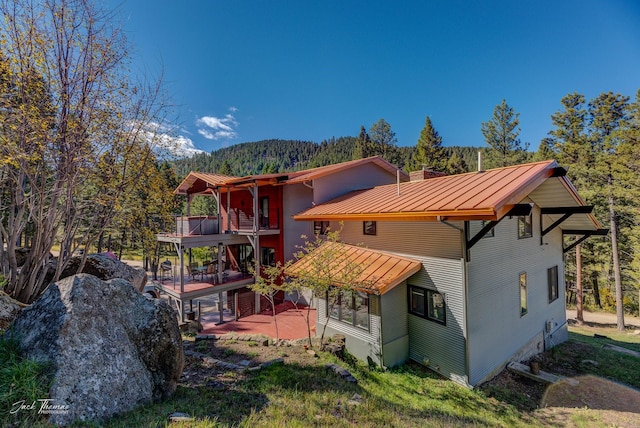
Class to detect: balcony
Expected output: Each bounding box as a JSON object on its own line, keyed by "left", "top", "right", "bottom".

{"left": 157, "top": 213, "right": 280, "bottom": 248}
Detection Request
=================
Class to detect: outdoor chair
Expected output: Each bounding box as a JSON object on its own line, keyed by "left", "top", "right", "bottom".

{"left": 160, "top": 260, "right": 172, "bottom": 281}
{"left": 206, "top": 262, "right": 216, "bottom": 282}
{"left": 186, "top": 263, "right": 198, "bottom": 281}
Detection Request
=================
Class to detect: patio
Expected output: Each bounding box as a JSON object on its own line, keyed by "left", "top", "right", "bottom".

{"left": 200, "top": 301, "right": 317, "bottom": 340}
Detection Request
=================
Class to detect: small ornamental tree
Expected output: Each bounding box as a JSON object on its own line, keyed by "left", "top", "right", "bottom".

{"left": 286, "top": 226, "right": 369, "bottom": 347}
{"left": 249, "top": 262, "right": 289, "bottom": 345}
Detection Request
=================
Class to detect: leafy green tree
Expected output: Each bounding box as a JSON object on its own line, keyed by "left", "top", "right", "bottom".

{"left": 287, "top": 227, "right": 371, "bottom": 347}
{"left": 0, "top": 0, "right": 168, "bottom": 303}
{"left": 249, "top": 262, "right": 291, "bottom": 345}
{"left": 481, "top": 99, "right": 529, "bottom": 168}
{"left": 412, "top": 116, "right": 446, "bottom": 172}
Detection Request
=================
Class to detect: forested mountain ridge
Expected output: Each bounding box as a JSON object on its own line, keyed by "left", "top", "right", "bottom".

{"left": 171, "top": 138, "right": 485, "bottom": 178}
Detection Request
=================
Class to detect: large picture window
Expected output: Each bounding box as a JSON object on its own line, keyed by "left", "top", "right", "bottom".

{"left": 408, "top": 285, "right": 446, "bottom": 325}
{"left": 328, "top": 289, "right": 369, "bottom": 330}
{"left": 548, "top": 265, "right": 559, "bottom": 303}
{"left": 519, "top": 272, "right": 528, "bottom": 316}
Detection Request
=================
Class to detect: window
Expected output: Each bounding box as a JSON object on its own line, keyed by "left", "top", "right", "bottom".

{"left": 363, "top": 221, "right": 377, "bottom": 235}
{"left": 259, "top": 197, "right": 269, "bottom": 228}
{"left": 408, "top": 285, "right": 446, "bottom": 325}
{"left": 519, "top": 272, "right": 528, "bottom": 316}
{"left": 260, "top": 247, "right": 276, "bottom": 267}
{"left": 548, "top": 266, "right": 559, "bottom": 303}
{"left": 518, "top": 214, "right": 532, "bottom": 239}
{"left": 481, "top": 220, "right": 495, "bottom": 238}
{"left": 409, "top": 286, "right": 425, "bottom": 317}
{"left": 327, "top": 288, "right": 369, "bottom": 330}
{"left": 314, "top": 221, "right": 329, "bottom": 235}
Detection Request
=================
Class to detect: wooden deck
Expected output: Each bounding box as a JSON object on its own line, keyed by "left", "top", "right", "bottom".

{"left": 152, "top": 271, "right": 254, "bottom": 320}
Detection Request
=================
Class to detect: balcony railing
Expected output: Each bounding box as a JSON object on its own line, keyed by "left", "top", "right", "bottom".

{"left": 171, "top": 209, "right": 280, "bottom": 236}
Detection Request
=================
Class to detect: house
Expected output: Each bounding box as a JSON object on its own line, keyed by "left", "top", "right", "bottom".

{"left": 289, "top": 159, "right": 606, "bottom": 387}
{"left": 155, "top": 157, "right": 406, "bottom": 320}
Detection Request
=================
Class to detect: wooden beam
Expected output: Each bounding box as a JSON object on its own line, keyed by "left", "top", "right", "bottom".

{"left": 541, "top": 206, "right": 594, "bottom": 237}
{"left": 540, "top": 206, "right": 593, "bottom": 215}
{"left": 563, "top": 229, "right": 609, "bottom": 253}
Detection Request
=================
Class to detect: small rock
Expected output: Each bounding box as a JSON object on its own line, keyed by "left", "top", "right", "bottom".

{"left": 195, "top": 334, "right": 216, "bottom": 341}
{"left": 581, "top": 359, "right": 599, "bottom": 366}
{"left": 168, "top": 412, "right": 194, "bottom": 422}
{"left": 238, "top": 360, "right": 251, "bottom": 367}
{"left": 306, "top": 350, "right": 318, "bottom": 357}
{"left": 345, "top": 375, "right": 358, "bottom": 383}
{"left": 261, "top": 339, "right": 270, "bottom": 346}
{"left": 202, "top": 357, "right": 220, "bottom": 368}
{"left": 347, "top": 393, "right": 364, "bottom": 405}
{"left": 262, "top": 358, "right": 284, "bottom": 368}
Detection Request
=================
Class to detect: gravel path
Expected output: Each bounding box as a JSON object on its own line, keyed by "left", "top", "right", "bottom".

{"left": 566, "top": 308, "right": 640, "bottom": 328}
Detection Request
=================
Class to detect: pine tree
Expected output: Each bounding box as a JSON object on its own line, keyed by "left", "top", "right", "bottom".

{"left": 481, "top": 99, "right": 529, "bottom": 168}
{"left": 413, "top": 116, "right": 446, "bottom": 172}
{"left": 445, "top": 151, "right": 468, "bottom": 174}
{"left": 353, "top": 125, "right": 373, "bottom": 159}
{"left": 588, "top": 92, "right": 631, "bottom": 331}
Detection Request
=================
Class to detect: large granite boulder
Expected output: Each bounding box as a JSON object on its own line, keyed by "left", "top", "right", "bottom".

{"left": 57, "top": 253, "right": 147, "bottom": 292}
{"left": 0, "top": 290, "right": 25, "bottom": 331}
{"left": 6, "top": 273, "right": 183, "bottom": 426}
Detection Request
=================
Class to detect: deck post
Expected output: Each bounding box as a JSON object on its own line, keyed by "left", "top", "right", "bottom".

{"left": 178, "top": 245, "right": 185, "bottom": 295}
{"left": 226, "top": 187, "right": 231, "bottom": 232}
{"left": 217, "top": 243, "right": 224, "bottom": 284}
{"left": 218, "top": 292, "right": 223, "bottom": 324}
{"left": 234, "top": 292, "right": 239, "bottom": 321}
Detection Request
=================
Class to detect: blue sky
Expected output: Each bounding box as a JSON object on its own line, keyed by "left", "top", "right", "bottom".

{"left": 113, "top": 0, "right": 640, "bottom": 155}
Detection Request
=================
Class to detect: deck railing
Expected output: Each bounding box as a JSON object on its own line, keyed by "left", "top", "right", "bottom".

{"left": 170, "top": 209, "right": 280, "bottom": 236}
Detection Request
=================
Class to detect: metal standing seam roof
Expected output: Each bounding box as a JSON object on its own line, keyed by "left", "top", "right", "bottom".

{"left": 286, "top": 242, "right": 422, "bottom": 295}
{"left": 293, "top": 160, "right": 572, "bottom": 221}
{"left": 174, "top": 172, "right": 238, "bottom": 195}
{"left": 173, "top": 156, "right": 407, "bottom": 195}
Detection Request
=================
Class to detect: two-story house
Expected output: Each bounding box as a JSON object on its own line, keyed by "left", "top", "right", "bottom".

{"left": 289, "top": 159, "right": 605, "bottom": 386}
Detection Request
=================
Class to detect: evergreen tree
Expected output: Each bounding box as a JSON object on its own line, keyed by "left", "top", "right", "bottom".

{"left": 413, "top": 116, "right": 446, "bottom": 172}
{"left": 218, "top": 160, "right": 233, "bottom": 176}
{"left": 534, "top": 137, "right": 555, "bottom": 162}
{"left": 369, "top": 118, "right": 401, "bottom": 166}
{"left": 481, "top": 99, "right": 529, "bottom": 168}
{"left": 353, "top": 125, "right": 373, "bottom": 159}
{"left": 445, "top": 151, "right": 468, "bottom": 174}
{"left": 588, "top": 92, "right": 631, "bottom": 330}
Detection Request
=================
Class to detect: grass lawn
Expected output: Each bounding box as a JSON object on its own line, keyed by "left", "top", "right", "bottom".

{"left": 1, "top": 320, "right": 639, "bottom": 427}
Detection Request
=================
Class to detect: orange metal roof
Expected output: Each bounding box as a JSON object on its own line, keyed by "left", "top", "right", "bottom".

{"left": 174, "top": 156, "right": 407, "bottom": 195}
{"left": 284, "top": 156, "right": 409, "bottom": 184}
{"left": 286, "top": 242, "right": 422, "bottom": 295}
{"left": 293, "top": 160, "right": 567, "bottom": 222}
{"left": 175, "top": 172, "right": 238, "bottom": 195}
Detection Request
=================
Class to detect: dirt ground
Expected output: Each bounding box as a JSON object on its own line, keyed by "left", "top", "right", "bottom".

{"left": 481, "top": 326, "right": 640, "bottom": 427}
{"left": 181, "top": 335, "right": 320, "bottom": 389}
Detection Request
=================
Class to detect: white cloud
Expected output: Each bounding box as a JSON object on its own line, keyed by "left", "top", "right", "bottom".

{"left": 139, "top": 121, "right": 205, "bottom": 157}
{"left": 196, "top": 111, "right": 239, "bottom": 140}
{"left": 229, "top": 106, "right": 239, "bottom": 112}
